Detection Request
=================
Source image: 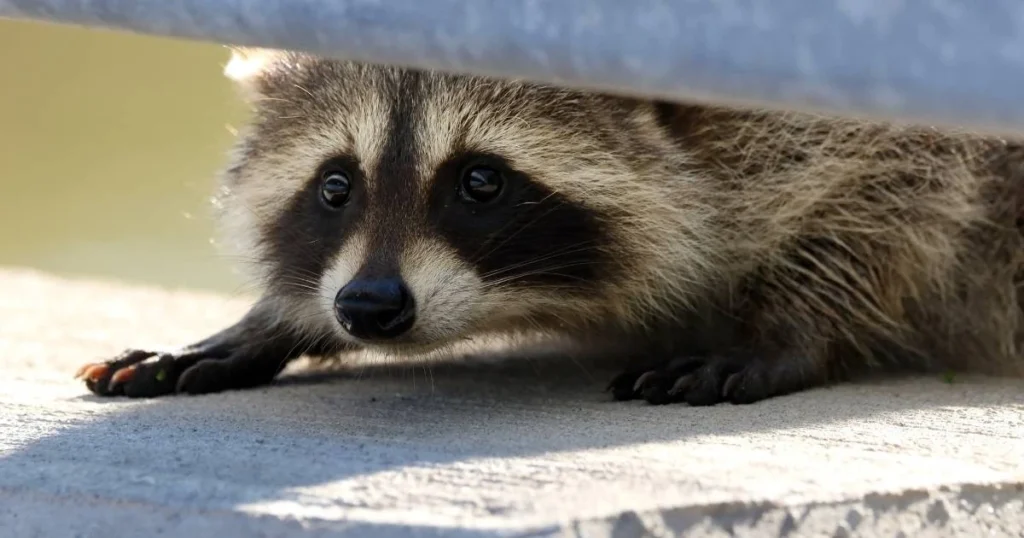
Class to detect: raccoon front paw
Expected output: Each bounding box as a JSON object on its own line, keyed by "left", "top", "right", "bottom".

{"left": 607, "top": 354, "right": 792, "bottom": 406}
{"left": 75, "top": 347, "right": 240, "bottom": 398}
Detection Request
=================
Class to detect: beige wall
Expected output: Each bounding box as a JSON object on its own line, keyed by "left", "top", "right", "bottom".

{"left": 0, "top": 19, "right": 250, "bottom": 292}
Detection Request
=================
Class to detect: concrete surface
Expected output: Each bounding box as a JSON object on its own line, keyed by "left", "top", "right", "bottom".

{"left": 0, "top": 267, "right": 1022, "bottom": 537}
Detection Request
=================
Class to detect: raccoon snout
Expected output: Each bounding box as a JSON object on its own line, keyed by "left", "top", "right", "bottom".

{"left": 333, "top": 277, "right": 416, "bottom": 341}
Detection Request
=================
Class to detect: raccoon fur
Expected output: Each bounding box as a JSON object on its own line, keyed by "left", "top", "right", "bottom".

{"left": 76, "top": 47, "right": 1024, "bottom": 406}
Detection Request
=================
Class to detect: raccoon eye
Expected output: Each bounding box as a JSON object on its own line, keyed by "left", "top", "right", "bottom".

{"left": 319, "top": 170, "right": 352, "bottom": 209}
{"left": 458, "top": 166, "right": 503, "bottom": 204}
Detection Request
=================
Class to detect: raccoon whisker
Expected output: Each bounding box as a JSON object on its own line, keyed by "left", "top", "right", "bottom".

{"left": 280, "top": 264, "right": 327, "bottom": 280}
{"left": 479, "top": 252, "right": 604, "bottom": 281}
{"left": 228, "top": 197, "right": 326, "bottom": 250}
{"left": 288, "top": 311, "right": 329, "bottom": 325}
{"left": 484, "top": 273, "right": 595, "bottom": 289}
{"left": 277, "top": 286, "right": 321, "bottom": 297}
{"left": 281, "top": 287, "right": 321, "bottom": 296}
{"left": 276, "top": 272, "right": 323, "bottom": 286}
{"left": 273, "top": 279, "right": 323, "bottom": 295}
{"left": 275, "top": 271, "right": 322, "bottom": 284}
{"left": 467, "top": 199, "right": 556, "bottom": 262}
{"left": 292, "top": 83, "right": 316, "bottom": 99}
{"left": 477, "top": 243, "right": 603, "bottom": 279}
{"left": 470, "top": 197, "right": 565, "bottom": 263}
{"left": 481, "top": 270, "right": 601, "bottom": 290}
{"left": 481, "top": 267, "right": 603, "bottom": 289}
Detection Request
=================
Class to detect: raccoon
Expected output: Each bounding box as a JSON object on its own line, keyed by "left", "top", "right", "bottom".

{"left": 75, "top": 48, "right": 1024, "bottom": 405}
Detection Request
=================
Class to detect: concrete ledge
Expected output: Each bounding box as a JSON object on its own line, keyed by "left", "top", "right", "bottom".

{"left": 1, "top": 267, "right": 1022, "bottom": 537}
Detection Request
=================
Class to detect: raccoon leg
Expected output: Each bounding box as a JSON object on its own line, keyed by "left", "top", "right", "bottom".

{"left": 610, "top": 239, "right": 885, "bottom": 406}
{"left": 75, "top": 298, "right": 345, "bottom": 398}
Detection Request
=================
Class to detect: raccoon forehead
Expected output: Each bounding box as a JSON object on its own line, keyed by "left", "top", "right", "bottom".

{"left": 235, "top": 69, "right": 626, "bottom": 197}
{"left": 416, "top": 79, "right": 599, "bottom": 174}
{"left": 238, "top": 62, "right": 394, "bottom": 176}
{"left": 224, "top": 53, "right": 674, "bottom": 238}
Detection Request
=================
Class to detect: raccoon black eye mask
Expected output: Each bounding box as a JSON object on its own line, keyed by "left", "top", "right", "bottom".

{"left": 77, "top": 48, "right": 1024, "bottom": 405}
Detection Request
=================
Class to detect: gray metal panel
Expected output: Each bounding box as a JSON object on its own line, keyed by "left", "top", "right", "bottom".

{"left": 3, "top": 0, "right": 1024, "bottom": 133}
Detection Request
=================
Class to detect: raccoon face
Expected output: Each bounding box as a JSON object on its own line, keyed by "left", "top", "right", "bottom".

{"left": 216, "top": 49, "right": 710, "bottom": 351}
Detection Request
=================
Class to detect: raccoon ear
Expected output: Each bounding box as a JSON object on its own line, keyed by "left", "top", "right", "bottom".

{"left": 224, "top": 46, "right": 285, "bottom": 100}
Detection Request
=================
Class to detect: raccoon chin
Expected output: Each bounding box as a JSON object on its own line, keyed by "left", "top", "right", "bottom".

{"left": 353, "top": 335, "right": 475, "bottom": 359}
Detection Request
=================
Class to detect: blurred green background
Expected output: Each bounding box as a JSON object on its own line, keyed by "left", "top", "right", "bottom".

{"left": 0, "top": 19, "right": 249, "bottom": 293}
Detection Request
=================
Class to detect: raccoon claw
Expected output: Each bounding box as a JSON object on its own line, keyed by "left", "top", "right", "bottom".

{"left": 610, "top": 354, "right": 781, "bottom": 406}
{"left": 76, "top": 343, "right": 295, "bottom": 399}
{"left": 606, "top": 356, "right": 703, "bottom": 404}
{"left": 607, "top": 369, "right": 659, "bottom": 401}
{"left": 76, "top": 349, "right": 184, "bottom": 398}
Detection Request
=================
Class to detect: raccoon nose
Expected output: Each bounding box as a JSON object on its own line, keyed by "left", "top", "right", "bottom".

{"left": 334, "top": 278, "right": 416, "bottom": 340}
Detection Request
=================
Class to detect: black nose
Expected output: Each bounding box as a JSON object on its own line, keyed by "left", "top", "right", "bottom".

{"left": 334, "top": 278, "right": 416, "bottom": 340}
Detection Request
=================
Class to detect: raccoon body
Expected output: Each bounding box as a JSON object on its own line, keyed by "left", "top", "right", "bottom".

{"left": 76, "top": 48, "right": 1024, "bottom": 405}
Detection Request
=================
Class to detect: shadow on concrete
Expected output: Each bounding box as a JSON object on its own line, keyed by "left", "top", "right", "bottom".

{"left": 3, "top": 342, "right": 1023, "bottom": 536}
